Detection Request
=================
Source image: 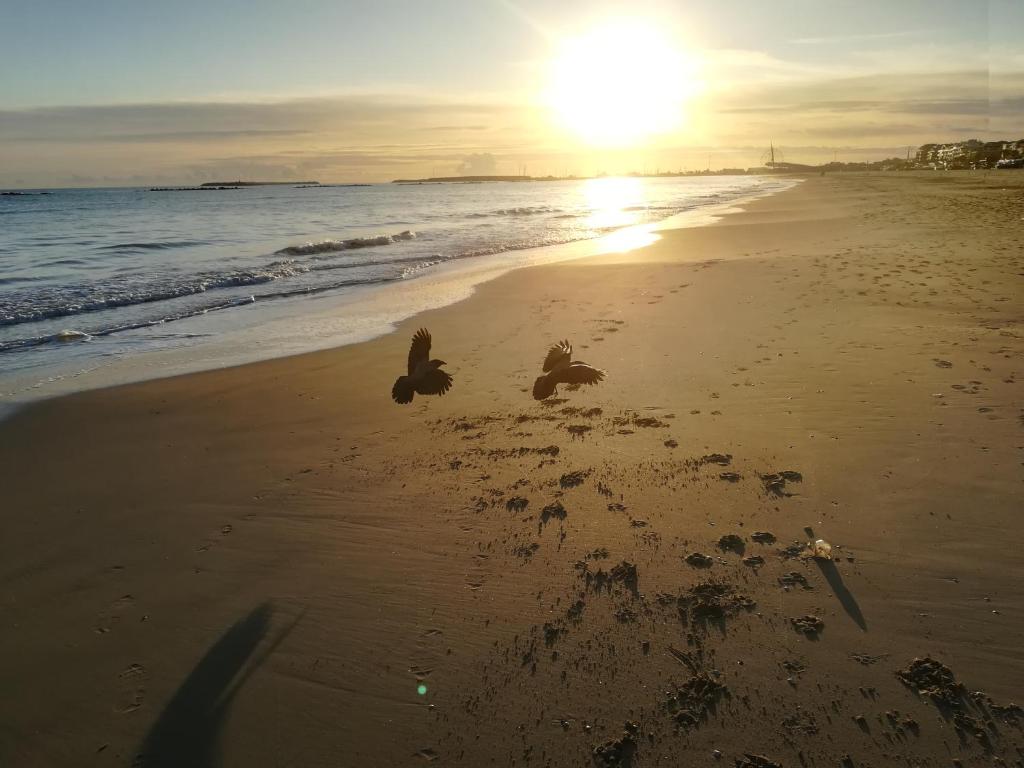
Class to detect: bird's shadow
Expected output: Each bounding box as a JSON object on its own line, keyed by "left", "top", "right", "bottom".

{"left": 814, "top": 559, "right": 867, "bottom": 631}
{"left": 134, "top": 602, "right": 303, "bottom": 768}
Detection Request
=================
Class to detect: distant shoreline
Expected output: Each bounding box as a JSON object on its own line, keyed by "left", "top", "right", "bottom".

{"left": 199, "top": 180, "right": 320, "bottom": 187}
{"left": 390, "top": 171, "right": 758, "bottom": 184}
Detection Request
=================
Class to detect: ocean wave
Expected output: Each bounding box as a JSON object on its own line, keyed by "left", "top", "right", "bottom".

{"left": 0, "top": 240, "right": 443, "bottom": 329}
{"left": 308, "top": 252, "right": 450, "bottom": 274}
{"left": 277, "top": 230, "right": 415, "bottom": 256}
{"left": 399, "top": 257, "right": 447, "bottom": 278}
{"left": 0, "top": 260, "right": 310, "bottom": 327}
{"left": 39, "top": 258, "right": 90, "bottom": 267}
{"left": 0, "top": 274, "right": 50, "bottom": 286}
{"left": 0, "top": 274, "right": 396, "bottom": 354}
{"left": 98, "top": 240, "right": 209, "bottom": 252}
{"left": 447, "top": 233, "right": 595, "bottom": 261}
{"left": 0, "top": 296, "right": 256, "bottom": 353}
{"left": 622, "top": 204, "right": 680, "bottom": 212}
{"left": 495, "top": 206, "right": 562, "bottom": 216}
{"left": 53, "top": 329, "right": 92, "bottom": 342}
{"left": 467, "top": 206, "right": 563, "bottom": 219}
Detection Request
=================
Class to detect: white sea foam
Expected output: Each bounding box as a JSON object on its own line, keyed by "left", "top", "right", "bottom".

{"left": 53, "top": 329, "right": 91, "bottom": 342}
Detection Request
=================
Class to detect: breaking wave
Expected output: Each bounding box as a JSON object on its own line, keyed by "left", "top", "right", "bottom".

{"left": 277, "top": 230, "right": 415, "bottom": 256}
{"left": 0, "top": 260, "right": 310, "bottom": 327}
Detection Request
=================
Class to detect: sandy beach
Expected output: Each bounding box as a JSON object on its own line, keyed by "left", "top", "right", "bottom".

{"left": 2, "top": 172, "right": 1022, "bottom": 767}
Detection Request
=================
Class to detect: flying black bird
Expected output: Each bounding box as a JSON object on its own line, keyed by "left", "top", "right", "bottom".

{"left": 392, "top": 328, "right": 453, "bottom": 404}
{"left": 532, "top": 339, "right": 605, "bottom": 400}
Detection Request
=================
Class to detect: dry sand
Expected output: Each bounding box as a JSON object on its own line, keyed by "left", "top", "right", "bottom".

{"left": 1, "top": 172, "right": 1022, "bottom": 767}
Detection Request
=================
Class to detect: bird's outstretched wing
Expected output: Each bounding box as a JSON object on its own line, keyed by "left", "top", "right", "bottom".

{"left": 408, "top": 328, "right": 431, "bottom": 375}
{"left": 561, "top": 362, "right": 605, "bottom": 386}
{"left": 392, "top": 376, "right": 415, "bottom": 404}
{"left": 542, "top": 340, "right": 572, "bottom": 372}
{"left": 417, "top": 368, "right": 453, "bottom": 396}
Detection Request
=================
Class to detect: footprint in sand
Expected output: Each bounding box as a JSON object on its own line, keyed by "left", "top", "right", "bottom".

{"left": 95, "top": 594, "right": 135, "bottom": 634}
{"left": 115, "top": 663, "right": 147, "bottom": 713}
{"left": 408, "top": 665, "right": 433, "bottom": 681}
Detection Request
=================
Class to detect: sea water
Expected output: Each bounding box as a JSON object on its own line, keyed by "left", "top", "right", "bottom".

{"left": 0, "top": 175, "right": 794, "bottom": 402}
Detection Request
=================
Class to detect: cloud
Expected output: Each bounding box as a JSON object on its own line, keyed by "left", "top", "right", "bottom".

{"left": 698, "top": 66, "right": 1023, "bottom": 151}
{"left": 789, "top": 29, "right": 931, "bottom": 46}
{"left": 719, "top": 98, "right": 995, "bottom": 117}
{"left": 457, "top": 152, "right": 499, "bottom": 175}
{"left": 423, "top": 125, "right": 490, "bottom": 132}
{"left": 101, "top": 129, "right": 311, "bottom": 143}
{"left": 0, "top": 49, "right": 1020, "bottom": 187}
{"left": 0, "top": 95, "right": 546, "bottom": 185}
{"left": 0, "top": 96, "right": 516, "bottom": 144}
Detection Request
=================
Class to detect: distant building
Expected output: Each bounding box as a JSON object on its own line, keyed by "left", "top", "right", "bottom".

{"left": 1003, "top": 139, "right": 1024, "bottom": 158}
{"left": 915, "top": 138, "right": 1023, "bottom": 169}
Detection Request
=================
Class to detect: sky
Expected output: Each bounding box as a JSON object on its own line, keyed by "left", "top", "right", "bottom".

{"left": 0, "top": 0, "right": 1020, "bottom": 186}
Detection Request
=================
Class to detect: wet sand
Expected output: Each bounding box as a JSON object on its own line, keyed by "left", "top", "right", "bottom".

{"left": 1, "top": 172, "right": 1022, "bottom": 767}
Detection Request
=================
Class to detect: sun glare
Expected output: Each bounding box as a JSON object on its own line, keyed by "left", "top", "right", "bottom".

{"left": 546, "top": 20, "right": 701, "bottom": 148}
{"left": 583, "top": 177, "right": 663, "bottom": 253}
{"left": 583, "top": 176, "right": 645, "bottom": 230}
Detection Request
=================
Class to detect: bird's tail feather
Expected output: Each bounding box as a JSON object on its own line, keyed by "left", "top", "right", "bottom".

{"left": 392, "top": 376, "right": 415, "bottom": 404}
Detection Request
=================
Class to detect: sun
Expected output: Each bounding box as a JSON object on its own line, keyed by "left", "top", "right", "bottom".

{"left": 545, "top": 20, "right": 702, "bottom": 148}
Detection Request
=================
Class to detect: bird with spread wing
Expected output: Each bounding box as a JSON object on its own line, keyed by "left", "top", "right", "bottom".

{"left": 532, "top": 339, "right": 605, "bottom": 400}
{"left": 392, "top": 328, "right": 453, "bottom": 404}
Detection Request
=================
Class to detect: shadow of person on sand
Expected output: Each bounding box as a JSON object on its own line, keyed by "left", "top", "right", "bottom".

{"left": 134, "top": 602, "right": 303, "bottom": 768}
{"left": 813, "top": 559, "right": 868, "bottom": 631}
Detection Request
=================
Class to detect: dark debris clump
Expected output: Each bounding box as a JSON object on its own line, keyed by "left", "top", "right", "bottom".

{"left": 559, "top": 469, "right": 591, "bottom": 488}
{"left": 778, "top": 571, "right": 812, "bottom": 590}
{"left": 685, "top": 552, "right": 714, "bottom": 568}
{"left": 896, "top": 657, "right": 964, "bottom": 708}
{"left": 664, "top": 673, "right": 728, "bottom": 730}
{"left": 735, "top": 755, "right": 782, "bottom": 768}
{"left": 717, "top": 534, "right": 745, "bottom": 553}
{"left": 790, "top": 615, "right": 824, "bottom": 636}
{"left": 678, "top": 580, "right": 755, "bottom": 623}
{"left": 760, "top": 470, "right": 803, "bottom": 496}
{"left": 593, "top": 722, "right": 639, "bottom": 767}
{"left": 701, "top": 453, "right": 732, "bottom": 466}
{"left": 578, "top": 560, "right": 639, "bottom": 597}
